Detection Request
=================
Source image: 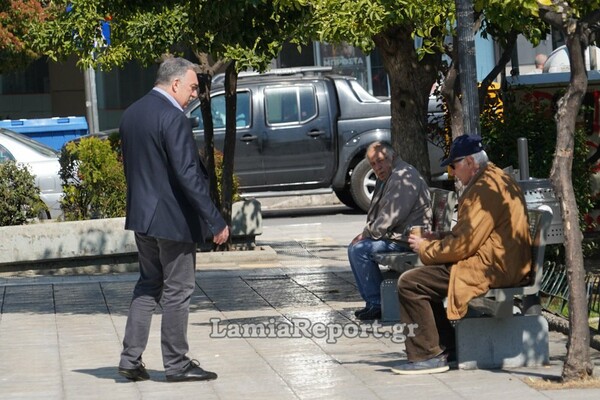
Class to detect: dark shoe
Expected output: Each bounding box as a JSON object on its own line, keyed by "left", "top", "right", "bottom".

{"left": 118, "top": 363, "right": 150, "bottom": 381}
{"left": 166, "top": 360, "right": 217, "bottom": 382}
{"left": 357, "top": 306, "right": 381, "bottom": 320}
{"left": 442, "top": 348, "right": 457, "bottom": 368}
{"left": 353, "top": 306, "right": 369, "bottom": 317}
{"left": 390, "top": 354, "right": 449, "bottom": 375}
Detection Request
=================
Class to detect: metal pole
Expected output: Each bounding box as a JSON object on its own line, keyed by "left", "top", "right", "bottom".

{"left": 517, "top": 137, "right": 530, "bottom": 180}
{"left": 456, "top": 0, "right": 480, "bottom": 136}
{"left": 83, "top": 67, "right": 100, "bottom": 134}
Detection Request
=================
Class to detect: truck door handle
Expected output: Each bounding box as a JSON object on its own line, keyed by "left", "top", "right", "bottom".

{"left": 307, "top": 129, "right": 325, "bottom": 138}
{"left": 240, "top": 134, "right": 258, "bottom": 142}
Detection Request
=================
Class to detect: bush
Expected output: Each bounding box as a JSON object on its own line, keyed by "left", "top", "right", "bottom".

{"left": 59, "top": 137, "right": 126, "bottom": 220}
{"left": 212, "top": 150, "right": 242, "bottom": 203}
{"left": 0, "top": 161, "right": 47, "bottom": 226}
{"left": 59, "top": 135, "right": 240, "bottom": 221}
{"left": 480, "top": 88, "right": 593, "bottom": 223}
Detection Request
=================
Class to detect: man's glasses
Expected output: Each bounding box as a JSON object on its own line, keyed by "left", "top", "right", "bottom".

{"left": 449, "top": 157, "right": 465, "bottom": 170}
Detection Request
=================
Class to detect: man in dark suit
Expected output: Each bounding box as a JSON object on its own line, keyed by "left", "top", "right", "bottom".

{"left": 118, "top": 57, "right": 229, "bottom": 382}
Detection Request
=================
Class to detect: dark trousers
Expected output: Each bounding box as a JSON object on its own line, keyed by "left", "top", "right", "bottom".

{"left": 119, "top": 233, "right": 196, "bottom": 374}
{"left": 397, "top": 265, "right": 455, "bottom": 362}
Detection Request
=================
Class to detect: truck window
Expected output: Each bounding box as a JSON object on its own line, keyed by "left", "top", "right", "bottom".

{"left": 266, "top": 86, "right": 316, "bottom": 125}
{"left": 0, "top": 144, "right": 15, "bottom": 163}
{"left": 189, "top": 91, "right": 251, "bottom": 129}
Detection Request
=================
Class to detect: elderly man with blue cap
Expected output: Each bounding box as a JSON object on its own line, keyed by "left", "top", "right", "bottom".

{"left": 391, "top": 134, "right": 532, "bottom": 375}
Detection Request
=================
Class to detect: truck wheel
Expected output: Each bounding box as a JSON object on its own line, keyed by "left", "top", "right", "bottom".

{"left": 350, "top": 159, "right": 377, "bottom": 212}
{"left": 334, "top": 188, "right": 358, "bottom": 210}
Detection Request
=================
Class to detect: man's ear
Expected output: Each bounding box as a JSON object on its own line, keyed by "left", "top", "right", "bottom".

{"left": 172, "top": 78, "right": 180, "bottom": 94}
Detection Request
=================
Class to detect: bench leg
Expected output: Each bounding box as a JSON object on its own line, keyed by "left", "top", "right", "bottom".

{"left": 380, "top": 278, "right": 401, "bottom": 322}
{"left": 455, "top": 315, "right": 549, "bottom": 369}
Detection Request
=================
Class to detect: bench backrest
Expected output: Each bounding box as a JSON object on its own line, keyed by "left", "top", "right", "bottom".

{"left": 430, "top": 188, "right": 457, "bottom": 232}
{"left": 526, "top": 208, "right": 553, "bottom": 293}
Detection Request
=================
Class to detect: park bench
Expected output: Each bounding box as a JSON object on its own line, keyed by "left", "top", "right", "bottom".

{"left": 374, "top": 188, "right": 457, "bottom": 322}
{"left": 373, "top": 185, "right": 553, "bottom": 369}
{"left": 455, "top": 207, "right": 552, "bottom": 369}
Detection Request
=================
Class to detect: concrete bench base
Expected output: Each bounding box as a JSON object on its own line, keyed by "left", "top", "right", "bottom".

{"left": 456, "top": 314, "right": 549, "bottom": 369}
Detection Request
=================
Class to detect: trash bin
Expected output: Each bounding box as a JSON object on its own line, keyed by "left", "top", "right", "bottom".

{"left": 0, "top": 116, "right": 88, "bottom": 150}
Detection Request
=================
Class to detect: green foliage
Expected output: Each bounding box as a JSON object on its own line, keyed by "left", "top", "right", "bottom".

{"left": 0, "top": 161, "right": 47, "bottom": 226}
{"left": 26, "top": 0, "right": 193, "bottom": 70}
{"left": 59, "top": 136, "right": 126, "bottom": 220}
{"left": 212, "top": 150, "right": 241, "bottom": 203}
{"left": 0, "top": 0, "right": 48, "bottom": 73}
{"left": 308, "top": 0, "right": 454, "bottom": 57}
{"left": 477, "top": 0, "right": 549, "bottom": 48}
{"left": 480, "top": 88, "right": 593, "bottom": 224}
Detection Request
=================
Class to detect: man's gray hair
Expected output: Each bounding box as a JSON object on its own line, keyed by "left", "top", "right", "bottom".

{"left": 366, "top": 141, "right": 395, "bottom": 161}
{"left": 155, "top": 57, "right": 196, "bottom": 86}
{"left": 471, "top": 150, "right": 489, "bottom": 167}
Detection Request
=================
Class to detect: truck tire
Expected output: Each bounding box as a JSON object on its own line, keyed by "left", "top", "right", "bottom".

{"left": 334, "top": 188, "right": 359, "bottom": 210}
{"left": 350, "top": 159, "right": 377, "bottom": 212}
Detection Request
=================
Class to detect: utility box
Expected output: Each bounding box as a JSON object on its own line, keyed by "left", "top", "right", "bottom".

{"left": 0, "top": 116, "right": 88, "bottom": 150}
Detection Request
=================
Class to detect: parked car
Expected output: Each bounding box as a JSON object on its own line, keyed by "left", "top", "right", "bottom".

{"left": 0, "top": 128, "right": 63, "bottom": 218}
{"left": 185, "top": 66, "right": 445, "bottom": 212}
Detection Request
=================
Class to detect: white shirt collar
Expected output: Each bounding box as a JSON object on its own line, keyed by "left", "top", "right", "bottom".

{"left": 152, "top": 87, "right": 182, "bottom": 111}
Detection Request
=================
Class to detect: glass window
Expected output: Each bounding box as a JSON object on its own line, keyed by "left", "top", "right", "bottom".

{"left": 266, "top": 86, "right": 316, "bottom": 125}
{"left": 189, "top": 91, "right": 251, "bottom": 129}
{"left": 236, "top": 91, "right": 250, "bottom": 128}
{"left": 299, "top": 87, "right": 317, "bottom": 120}
{"left": 0, "top": 144, "right": 15, "bottom": 163}
{"left": 0, "top": 58, "right": 49, "bottom": 95}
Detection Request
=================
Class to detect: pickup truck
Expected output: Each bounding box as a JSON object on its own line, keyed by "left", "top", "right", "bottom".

{"left": 185, "top": 67, "right": 444, "bottom": 212}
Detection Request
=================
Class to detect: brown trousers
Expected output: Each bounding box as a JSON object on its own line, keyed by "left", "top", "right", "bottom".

{"left": 397, "top": 264, "right": 455, "bottom": 362}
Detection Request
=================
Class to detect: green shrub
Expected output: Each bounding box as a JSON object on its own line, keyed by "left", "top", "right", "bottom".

{"left": 480, "top": 88, "right": 593, "bottom": 223}
{"left": 59, "top": 137, "right": 126, "bottom": 220}
{"left": 0, "top": 161, "right": 47, "bottom": 226}
{"left": 212, "top": 150, "right": 241, "bottom": 203}
{"left": 59, "top": 136, "right": 240, "bottom": 221}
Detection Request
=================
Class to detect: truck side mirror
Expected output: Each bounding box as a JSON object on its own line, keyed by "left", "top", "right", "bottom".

{"left": 189, "top": 116, "right": 200, "bottom": 128}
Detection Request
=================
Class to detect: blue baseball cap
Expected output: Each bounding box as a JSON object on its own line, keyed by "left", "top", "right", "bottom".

{"left": 440, "top": 134, "right": 484, "bottom": 167}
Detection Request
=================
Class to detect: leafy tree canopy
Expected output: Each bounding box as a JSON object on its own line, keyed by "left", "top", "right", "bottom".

{"left": 25, "top": 0, "right": 310, "bottom": 72}
{"left": 0, "top": 0, "right": 49, "bottom": 73}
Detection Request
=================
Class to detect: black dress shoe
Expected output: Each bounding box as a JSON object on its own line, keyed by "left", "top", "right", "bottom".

{"left": 357, "top": 306, "right": 382, "bottom": 321}
{"left": 118, "top": 363, "right": 150, "bottom": 381}
{"left": 354, "top": 307, "right": 369, "bottom": 317}
{"left": 166, "top": 360, "right": 218, "bottom": 382}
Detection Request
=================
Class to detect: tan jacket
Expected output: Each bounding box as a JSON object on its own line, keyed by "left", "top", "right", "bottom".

{"left": 418, "top": 163, "right": 532, "bottom": 320}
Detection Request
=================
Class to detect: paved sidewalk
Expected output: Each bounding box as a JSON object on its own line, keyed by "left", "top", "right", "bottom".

{"left": 1, "top": 212, "right": 600, "bottom": 399}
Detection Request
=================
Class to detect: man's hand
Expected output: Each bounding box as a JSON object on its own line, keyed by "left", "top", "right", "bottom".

{"left": 408, "top": 230, "right": 438, "bottom": 251}
{"left": 213, "top": 226, "right": 230, "bottom": 245}
{"left": 407, "top": 234, "right": 424, "bottom": 251}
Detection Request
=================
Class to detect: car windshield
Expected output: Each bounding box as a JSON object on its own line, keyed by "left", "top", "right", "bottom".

{"left": 0, "top": 128, "right": 59, "bottom": 157}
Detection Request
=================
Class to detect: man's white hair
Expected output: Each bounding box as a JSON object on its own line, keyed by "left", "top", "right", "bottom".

{"left": 471, "top": 150, "right": 489, "bottom": 167}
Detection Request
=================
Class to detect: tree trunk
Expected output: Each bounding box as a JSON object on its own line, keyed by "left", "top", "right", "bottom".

{"left": 374, "top": 25, "right": 440, "bottom": 181}
{"left": 194, "top": 52, "right": 226, "bottom": 209}
{"left": 441, "top": 40, "right": 464, "bottom": 139}
{"left": 197, "top": 72, "right": 219, "bottom": 209}
{"left": 220, "top": 61, "right": 238, "bottom": 250}
{"left": 550, "top": 28, "right": 593, "bottom": 382}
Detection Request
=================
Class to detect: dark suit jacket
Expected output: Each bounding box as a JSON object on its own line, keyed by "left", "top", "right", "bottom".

{"left": 120, "top": 89, "right": 226, "bottom": 243}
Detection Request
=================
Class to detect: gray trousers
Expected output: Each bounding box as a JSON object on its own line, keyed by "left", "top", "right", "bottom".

{"left": 119, "top": 233, "right": 197, "bottom": 374}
